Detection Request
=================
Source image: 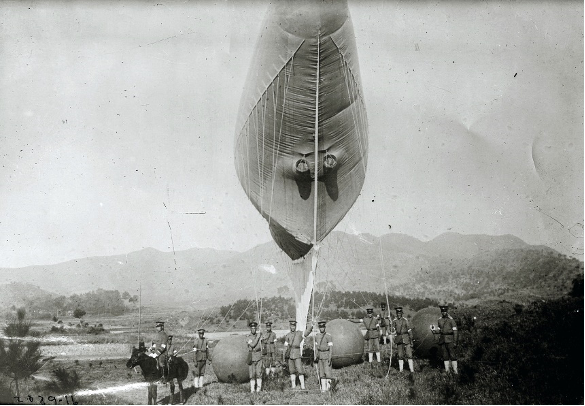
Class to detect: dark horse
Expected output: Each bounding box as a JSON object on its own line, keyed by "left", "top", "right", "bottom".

{"left": 126, "top": 345, "right": 189, "bottom": 405}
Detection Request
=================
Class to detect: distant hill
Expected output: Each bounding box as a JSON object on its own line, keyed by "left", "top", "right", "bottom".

{"left": 0, "top": 282, "right": 55, "bottom": 310}
{"left": 0, "top": 232, "right": 581, "bottom": 307}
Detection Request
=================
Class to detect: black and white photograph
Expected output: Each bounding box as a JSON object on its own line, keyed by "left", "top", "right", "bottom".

{"left": 0, "top": 0, "right": 583, "bottom": 404}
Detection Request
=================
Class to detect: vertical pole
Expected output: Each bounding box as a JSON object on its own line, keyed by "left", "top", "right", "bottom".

{"left": 138, "top": 283, "right": 142, "bottom": 346}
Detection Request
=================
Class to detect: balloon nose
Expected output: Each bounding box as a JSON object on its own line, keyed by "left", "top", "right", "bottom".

{"left": 274, "top": 0, "right": 349, "bottom": 39}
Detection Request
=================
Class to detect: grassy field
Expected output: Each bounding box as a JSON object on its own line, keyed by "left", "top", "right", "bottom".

{"left": 1, "top": 296, "right": 583, "bottom": 405}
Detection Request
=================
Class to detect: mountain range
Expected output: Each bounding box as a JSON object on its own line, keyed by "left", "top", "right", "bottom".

{"left": 0, "top": 232, "right": 581, "bottom": 308}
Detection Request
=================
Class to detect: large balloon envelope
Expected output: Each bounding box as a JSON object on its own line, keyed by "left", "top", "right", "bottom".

{"left": 212, "top": 335, "right": 250, "bottom": 383}
{"left": 235, "top": 0, "right": 368, "bottom": 329}
{"left": 411, "top": 307, "right": 441, "bottom": 359}
{"left": 327, "top": 319, "right": 364, "bottom": 368}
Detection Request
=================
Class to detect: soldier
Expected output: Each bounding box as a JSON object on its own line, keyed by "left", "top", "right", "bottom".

{"left": 167, "top": 335, "right": 177, "bottom": 358}
{"left": 314, "top": 320, "right": 333, "bottom": 392}
{"left": 247, "top": 321, "right": 263, "bottom": 392}
{"left": 283, "top": 320, "right": 311, "bottom": 390}
{"left": 262, "top": 321, "right": 277, "bottom": 377}
{"left": 192, "top": 328, "right": 209, "bottom": 388}
{"left": 380, "top": 302, "right": 391, "bottom": 345}
{"left": 430, "top": 305, "right": 459, "bottom": 374}
{"left": 392, "top": 307, "right": 414, "bottom": 373}
{"left": 349, "top": 307, "right": 381, "bottom": 365}
{"left": 147, "top": 321, "right": 169, "bottom": 381}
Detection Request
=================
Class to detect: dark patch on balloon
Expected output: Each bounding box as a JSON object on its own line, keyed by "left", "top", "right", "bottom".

{"left": 323, "top": 168, "right": 339, "bottom": 201}
{"left": 295, "top": 179, "right": 312, "bottom": 201}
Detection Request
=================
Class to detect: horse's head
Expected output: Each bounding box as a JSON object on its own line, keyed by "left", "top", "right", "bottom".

{"left": 126, "top": 345, "right": 146, "bottom": 369}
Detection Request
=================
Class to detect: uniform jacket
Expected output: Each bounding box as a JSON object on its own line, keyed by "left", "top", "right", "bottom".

{"left": 167, "top": 342, "right": 176, "bottom": 358}
{"left": 361, "top": 315, "right": 380, "bottom": 339}
{"left": 284, "top": 328, "right": 311, "bottom": 359}
{"left": 393, "top": 317, "right": 412, "bottom": 345}
{"left": 193, "top": 337, "right": 209, "bottom": 362}
{"left": 247, "top": 333, "right": 263, "bottom": 362}
{"left": 437, "top": 316, "right": 458, "bottom": 344}
{"left": 315, "top": 332, "right": 333, "bottom": 360}
{"left": 380, "top": 309, "right": 390, "bottom": 327}
{"left": 262, "top": 331, "right": 277, "bottom": 353}
{"left": 153, "top": 331, "right": 169, "bottom": 359}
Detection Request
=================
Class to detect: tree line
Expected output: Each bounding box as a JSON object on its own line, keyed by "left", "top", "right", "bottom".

{"left": 218, "top": 290, "right": 439, "bottom": 323}
{"left": 12, "top": 288, "right": 138, "bottom": 319}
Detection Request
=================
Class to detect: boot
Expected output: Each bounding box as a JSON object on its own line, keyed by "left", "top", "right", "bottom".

{"left": 271, "top": 367, "right": 276, "bottom": 375}
{"left": 398, "top": 359, "right": 404, "bottom": 372}
{"left": 193, "top": 378, "right": 198, "bottom": 389}
{"left": 408, "top": 359, "right": 414, "bottom": 373}
{"left": 299, "top": 374, "right": 305, "bottom": 390}
{"left": 199, "top": 376, "right": 204, "bottom": 387}
{"left": 327, "top": 379, "right": 331, "bottom": 390}
{"left": 290, "top": 374, "right": 296, "bottom": 388}
{"left": 265, "top": 368, "right": 270, "bottom": 376}
{"left": 444, "top": 361, "right": 450, "bottom": 373}
{"left": 320, "top": 378, "right": 326, "bottom": 392}
{"left": 452, "top": 361, "right": 458, "bottom": 374}
{"left": 256, "top": 379, "right": 262, "bottom": 392}
{"left": 368, "top": 353, "right": 373, "bottom": 363}
{"left": 250, "top": 379, "right": 255, "bottom": 393}
{"left": 376, "top": 352, "right": 381, "bottom": 363}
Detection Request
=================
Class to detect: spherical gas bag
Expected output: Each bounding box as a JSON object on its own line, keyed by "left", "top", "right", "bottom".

{"left": 326, "top": 319, "right": 364, "bottom": 368}
{"left": 211, "top": 335, "right": 249, "bottom": 383}
{"left": 411, "top": 307, "right": 441, "bottom": 359}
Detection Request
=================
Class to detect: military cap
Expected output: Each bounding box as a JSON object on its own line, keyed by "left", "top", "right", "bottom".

{"left": 289, "top": 320, "right": 297, "bottom": 325}
{"left": 155, "top": 321, "right": 165, "bottom": 327}
{"left": 439, "top": 305, "right": 449, "bottom": 312}
{"left": 249, "top": 321, "right": 258, "bottom": 327}
{"left": 265, "top": 321, "right": 273, "bottom": 326}
{"left": 366, "top": 307, "right": 373, "bottom": 312}
{"left": 167, "top": 335, "right": 174, "bottom": 339}
{"left": 197, "top": 328, "right": 205, "bottom": 333}
{"left": 317, "top": 320, "right": 327, "bottom": 327}
{"left": 395, "top": 307, "right": 403, "bottom": 312}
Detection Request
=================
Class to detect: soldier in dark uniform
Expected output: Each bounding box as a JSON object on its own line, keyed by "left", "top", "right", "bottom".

{"left": 350, "top": 306, "right": 381, "bottom": 365}
{"left": 392, "top": 307, "right": 414, "bottom": 373}
{"left": 262, "top": 321, "right": 277, "bottom": 377}
{"left": 167, "top": 335, "right": 177, "bottom": 358}
{"left": 431, "top": 305, "right": 459, "bottom": 374}
{"left": 380, "top": 302, "right": 391, "bottom": 345}
{"left": 192, "top": 328, "right": 209, "bottom": 388}
{"left": 148, "top": 321, "right": 169, "bottom": 381}
{"left": 314, "top": 320, "right": 333, "bottom": 392}
{"left": 283, "top": 320, "right": 311, "bottom": 390}
{"left": 247, "top": 321, "right": 263, "bottom": 392}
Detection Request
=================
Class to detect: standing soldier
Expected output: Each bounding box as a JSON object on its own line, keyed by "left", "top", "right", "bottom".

{"left": 392, "top": 307, "right": 414, "bottom": 373}
{"left": 431, "top": 305, "right": 459, "bottom": 374}
{"left": 349, "top": 306, "right": 381, "bottom": 365}
{"left": 314, "top": 321, "right": 333, "bottom": 392}
{"left": 262, "top": 321, "right": 277, "bottom": 377}
{"left": 247, "top": 322, "right": 263, "bottom": 392}
{"left": 148, "top": 321, "right": 169, "bottom": 382}
{"left": 166, "top": 334, "right": 178, "bottom": 365}
{"left": 192, "top": 328, "right": 209, "bottom": 388}
{"left": 283, "top": 320, "right": 312, "bottom": 390}
{"left": 380, "top": 302, "right": 391, "bottom": 345}
{"left": 167, "top": 335, "right": 176, "bottom": 358}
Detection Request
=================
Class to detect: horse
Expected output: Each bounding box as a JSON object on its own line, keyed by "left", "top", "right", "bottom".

{"left": 126, "top": 345, "right": 189, "bottom": 405}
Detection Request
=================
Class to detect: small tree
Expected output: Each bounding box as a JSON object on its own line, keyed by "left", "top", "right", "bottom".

{"left": 0, "top": 308, "right": 42, "bottom": 398}
{"left": 45, "top": 367, "right": 81, "bottom": 394}
{"left": 73, "top": 308, "right": 86, "bottom": 319}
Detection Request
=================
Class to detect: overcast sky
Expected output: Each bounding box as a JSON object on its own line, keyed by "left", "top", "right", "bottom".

{"left": 1, "top": 0, "right": 582, "bottom": 268}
